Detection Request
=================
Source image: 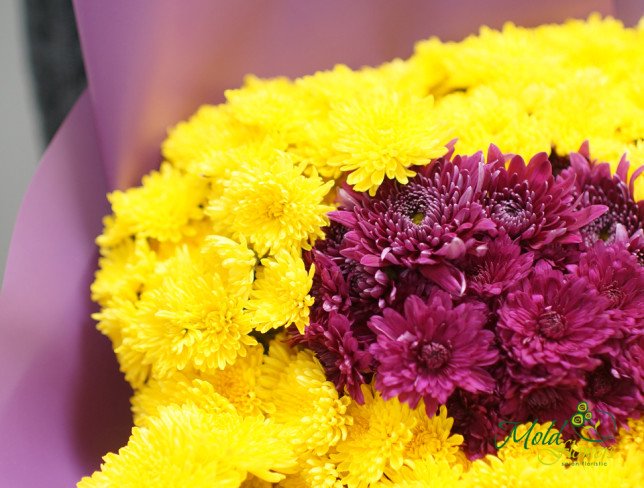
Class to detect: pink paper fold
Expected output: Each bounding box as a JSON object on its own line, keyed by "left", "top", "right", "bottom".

{"left": 0, "top": 92, "right": 132, "bottom": 487}
{"left": 2, "top": 1, "right": 637, "bottom": 486}
{"left": 74, "top": 0, "right": 617, "bottom": 190}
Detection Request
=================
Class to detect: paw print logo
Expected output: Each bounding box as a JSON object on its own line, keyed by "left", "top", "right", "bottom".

{"left": 570, "top": 401, "right": 616, "bottom": 443}
{"left": 571, "top": 401, "right": 593, "bottom": 427}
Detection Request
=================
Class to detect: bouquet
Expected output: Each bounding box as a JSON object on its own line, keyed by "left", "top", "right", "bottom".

{"left": 53, "top": 14, "right": 644, "bottom": 488}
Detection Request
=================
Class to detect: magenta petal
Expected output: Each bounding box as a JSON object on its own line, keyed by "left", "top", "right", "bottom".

{"left": 630, "top": 164, "right": 644, "bottom": 196}
{"left": 569, "top": 204, "right": 608, "bottom": 230}
{"left": 616, "top": 154, "right": 630, "bottom": 182}
{"left": 507, "top": 155, "right": 527, "bottom": 175}
{"left": 569, "top": 151, "right": 591, "bottom": 176}
{"left": 436, "top": 237, "right": 466, "bottom": 259}
{"left": 486, "top": 144, "right": 505, "bottom": 165}
{"left": 329, "top": 210, "right": 357, "bottom": 227}
{"left": 420, "top": 263, "right": 466, "bottom": 296}
{"left": 527, "top": 152, "right": 553, "bottom": 188}
{"left": 360, "top": 254, "right": 382, "bottom": 267}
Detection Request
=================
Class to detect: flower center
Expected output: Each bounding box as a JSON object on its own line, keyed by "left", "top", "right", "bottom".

{"left": 345, "top": 262, "right": 377, "bottom": 300}
{"left": 468, "top": 263, "right": 491, "bottom": 284}
{"left": 266, "top": 200, "right": 285, "bottom": 218}
{"left": 391, "top": 184, "right": 440, "bottom": 226}
{"left": 420, "top": 341, "right": 450, "bottom": 370}
{"left": 491, "top": 194, "right": 529, "bottom": 236}
{"left": 600, "top": 282, "right": 625, "bottom": 308}
{"left": 411, "top": 212, "right": 425, "bottom": 224}
{"left": 581, "top": 213, "right": 616, "bottom": 246}
{"left": 537, "top": 309, "right": 566, "bottom": 339}
{"left": 580, "top": 182, "right": 642, "bottom": 246}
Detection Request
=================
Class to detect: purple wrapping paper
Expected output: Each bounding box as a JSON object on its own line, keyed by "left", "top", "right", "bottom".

{"left": 0, "top": 1, "right": 639, "bottom": 486}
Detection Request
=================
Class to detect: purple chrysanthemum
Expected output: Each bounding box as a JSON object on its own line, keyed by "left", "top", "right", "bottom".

{"left": 368, "top": 292, "right": 498, "bottom": 416}
{"left": 344, "top": 260, "right": 392, "bottom": 312}
{"left": 311, "top": 221, "right": 348, "bottom": 260}
{"left": 617, "top": 336, "right": 644, "bottom": 394}
{"left": 372, "top": 267, "right": 438, "bottom": 311}
{"left": 615, "top": 223, "right": 644, "bottom": 265}
{"left": 462, "top": 233, "right": 534, "bottom": 299}
{"left": 562, "top": 148, "right": 644, "bottom": 247}
{"left": 483, "top": 146, "right": 606, "bottom": 250}
{"left": 301, "top": 312, "right": 373, "bottom": 403}
{"left": 498, "top": 264, "right": 611, "bottom": 374}
{"left": 500, "top": 371, "right": 584, "bottom": 427}
{"left": 611, "top": 335, "right": 644, "bottom": 406}
{"left": 583, "top": 360, "right": 641, "bottom": 439}
{"left": 447, "top": 390, "right": 502, "bottom": 459}
{"left": 572, "top": 241, "right": 644, "bottom": 336}
{"left": 330, "top": 152, "right": 496, "bottom": 295}
{"left": 306, "top": 220, "right": 395, "bottom": 322}
{"left": 533, "top": 242, "right": 582, "bottom": 270}
{"left": 307, "top": 251, "right": 352, "bottom": 317}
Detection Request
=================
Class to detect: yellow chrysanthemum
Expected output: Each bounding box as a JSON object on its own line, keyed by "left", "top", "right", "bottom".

{"left": 131, "top": 345, "right": 267, "bottom": 424}
{"left": 540, "top": 71, "right": 633, "bottom": 157}
{"left": 132, "top": 246, "right": 256, "bottom": 376}
{"left": 226, "top": 75, "right": 340, "bottom": 178}
{"left": 92, "top": 298, "right": 153, "bottom": 389}
{"left": 189, "top": 138, "right": 288, "bottom": 197}
{"left": 434, "top": 86, "right": 551, "bottom": 157}
{"left": 258, "top": 341, "right": 352, "bottom": 453}
{"left": 409, "top": 15, "right": 644, "bottom": 169}
{"left": 148, "top": 216, "right": 213, "bottom": 260}
{"left": 202, "top": 342, "right": 265, "bottom": 417}
{"left": 225, "top": 76, "right": 320, "bottom": 140}
{"left": 201, "top": 234, "right": 257, "bottom": 294}
{"left": 132, "top": 375, "right": 236, "bottom": 426}
{"left": 162, "top": 104, "right": 259, "bottom": 173}
{"left": 95, "top": 214, "right": 133, "bottom": 250}
{"left": 92, "top": 297, "right": 135, "bottom": 348}
{"left": 91, "top": 237, "right": 157, "bottom": 306}
{"left": 207, "top": 154, "right": 334, "bottom": 255}
{"left": 77, "top": 404, "right": 296, "bottom": 488}
{"left": 328, "top": 88, "right": 448, "bottom": 195}
{"left": 258, "top": 340, "right": 352, "bottom": 457}
{"left": 404, "top": 404, "right": 464, "bottom": 466}
{"left": 246, "top": 250, "right": 314, "bottom": 334}
{"left": 278, "top": 454, "right": 343, "bottom": 488}
{"left": 377, "top": 457, "right": 463, "bottom": 487}
{"left": 106, "top": 163, "right": 208, "bottom": 243}
{"left": 617, "top": 417, "right": 644, "bottom": 453}
{"left": 461, "top": 454, "right": 567, "bottom": 488}
{"left": 331, "top": 384, "right": 416, "bottom": 487}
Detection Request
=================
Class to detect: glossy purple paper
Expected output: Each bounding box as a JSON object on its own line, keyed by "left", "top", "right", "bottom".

{"left": 1, "top": 1, "right": 638, "bottom": 486}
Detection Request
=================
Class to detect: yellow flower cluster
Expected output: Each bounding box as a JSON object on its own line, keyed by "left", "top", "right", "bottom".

{"left": 84, "top": 15, "right": 644, "bottom": 487}
{"left": 79, "top": 338, "right": 468, "bottom": 487}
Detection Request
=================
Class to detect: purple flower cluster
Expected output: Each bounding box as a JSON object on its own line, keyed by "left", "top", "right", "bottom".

{"left": 295, "top": 145, "right": 644, "bottom": 458}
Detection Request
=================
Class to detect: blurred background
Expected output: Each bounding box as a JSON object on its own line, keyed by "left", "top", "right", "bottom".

{"left": 0, "top": 0, "right": 84, "bottom": 280}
